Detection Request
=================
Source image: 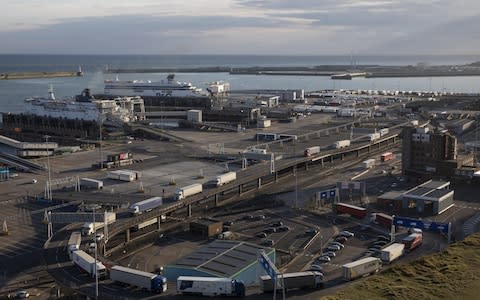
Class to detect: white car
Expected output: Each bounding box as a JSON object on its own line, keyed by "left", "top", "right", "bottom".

{"left": 339, "top": 230, "right": 355, "bottom": 238}
{"left": 316, "top": 256, "right": 331, "bottom": 263}
{"left": 329, "top": 241, "right": 345, "bottom": 249}
{"left": 309, "top": 264, "right": 324, "bottom": 271}
{"left": 326, "top": 244, "right": 341, "bottom": 252}
{"left": 14, "top": 290, "right": 29, "bottom": 298}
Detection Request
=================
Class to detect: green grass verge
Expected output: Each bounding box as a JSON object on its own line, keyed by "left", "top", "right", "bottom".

{"left": 322, "top": 232, "right": 480, "bottom": 300}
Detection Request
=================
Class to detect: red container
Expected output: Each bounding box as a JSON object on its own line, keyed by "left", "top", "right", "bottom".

{"left": 335, "top": 203, "right": 367, "bottom": 219}
{"left": 375, "top": 213, "right": 393, "bottom": 228}
{"left": 381, "top": 152, "right": 393, "bottom": 162}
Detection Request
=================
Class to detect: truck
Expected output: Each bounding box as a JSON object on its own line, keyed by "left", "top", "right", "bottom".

{"left": 259, "top": 271, "right": 324, "bottom": 293}
{"left": 304, "top": 146, "right": 321, "bottom": 157}
{"left": 67, "top": 231, "right": 82, "bottom": 259}
{"left": 342, "top": 257, "right": 382, "bottom": 281}
{"left": 380, "top": 243, "right": 405, "bottom": 263}
{"left": 380, "top": 152, "right": 394, "bottom": 162}
{"left": 379, "top": 128, "right": 389, "bottom": 136}
{"left": 132, "top": 218, "right": 158, "bottom": 231}
{"left": 373, "top": 213, "right": 393, "bottom": 228}
{"left": 106, "top": 170, "right": 136, "bottom": 182}
{"left": 175, "top": 183, "right": 203, "bottom": 201}
{"left": 367, "top": 132, "right": 381, "bottom": 142}
{"left": 244, "top": 148, "right": 268, "bottom": 154}
{"left": 402, "top": 233, "right": 423, "bottom": 251}
{"left": 110, "top": 265, "right": 167, "bottom": 293}
{"left": 334, "top": 140, "right": 351, "bottom": 149}
{"left": 81, "top": 222, "right": 105, "bottom": 236}
{"left": 215, "top": 172, "right": 237, "bottom": 187}
{"left": 361, "top": 159, "right": 375, "bottom": 169}
{"left": 129, "top": 197, "right": 163, "bottom": 215}
{"left": 335, "top": 203, "right": 367, "bottom": 219}
{"left": 177, "top": 276, "right": 245, "bottom": 297}
{"left": 71, "top": 250, "right": 107, "bottom": 278}
{"left": 80, "top": 178, "right": 103, "bottom": 190}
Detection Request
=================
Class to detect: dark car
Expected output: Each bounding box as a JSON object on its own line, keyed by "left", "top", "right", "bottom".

{"left": 335, "top": 236, "right": 348, "bottom": 244}
{"left": 224, "top": 221, "right": 234, "bottom": 226}
{"left": 256, "top": 232, "right": 267, "bottom": 238}
{"left": 271, "top": 221, "right": 284, "bottom": 227}
{"left": 263, "top": 227, "right": 277, "bottom": 234}
{"left": 277, "top": 225, "right": 290, "bottom": 232}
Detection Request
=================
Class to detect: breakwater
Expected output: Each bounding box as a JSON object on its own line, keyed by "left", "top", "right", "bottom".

{"left": 0, "top": 71, "right": 83, "bottom": 80}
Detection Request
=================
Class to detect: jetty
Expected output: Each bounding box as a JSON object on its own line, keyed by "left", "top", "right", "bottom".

{"left": 0, "top": 67, "right": 83, "bottom": 80}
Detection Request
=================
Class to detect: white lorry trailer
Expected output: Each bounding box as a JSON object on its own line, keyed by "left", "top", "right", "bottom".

{"left": 334, "top": 140, "right": 351, "bottom": 149}
{"left": 177, "top": 276, "right": 245, "bottom": 297}
{"left": 379, "top": 128, "right": 389, "bottom": 136}
{"left": 81, "top": 212, "right": 116, "bottom": 235}
{"left": 129, "top": 197, "right": 163, "bottom": 215}
{"left": 342, "top": 257, "right": 382, "bottom": 281}
{"left": 132, "top": 218, "right": 158, "bottom": 231}
{"left": 380, "top": 243, "right": 405, "bottom": 263}
{"left": 361, "top": 159, "right": 376, "bottom": 169}
{"left": 260, "top": 271, "right": 324, "bottom": 293}
{"left": 367, "top": 132, "right": 381, "bottom": 141}
{"left": 80, "top": 178, "right": 103, "bottom": 190}
{"left": 110, "top": 265, "right": 167, "bottom": 293}
{"left": 67, "top": 231, "right": 82, "bottom": 259}
{"left": 304, "top": 146, "right": 321, "bottom": 157}
{"left": 71, "top": 250, "right": 106, "bottom": 278}
{"left": 175, "top": 183, "right": 203, "bottom": 200}
{"left": 215, "top": 172, "right": 237, "bottom": 187}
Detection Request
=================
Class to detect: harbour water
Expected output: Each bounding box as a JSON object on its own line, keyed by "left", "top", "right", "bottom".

{"left": 1, "top": 54, "right": 480, "bottom": 114}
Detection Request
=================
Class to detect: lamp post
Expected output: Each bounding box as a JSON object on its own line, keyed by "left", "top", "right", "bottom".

{"left": 44, "top": 135, "right": 52, "bottom": 200}
{"left": 93, "top": 208, "right": 99, "bottom": 299}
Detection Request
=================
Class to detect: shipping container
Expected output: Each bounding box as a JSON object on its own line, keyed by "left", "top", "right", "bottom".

{"left": 177, "top": 276, "right": 245, "bottom": 297}
{"left": 342, "top": 257, "right": 381, "bottom": 281}
{"left": 362, "top": 159, "right": 375, "bottom": 169}
{"left": 260, "top": 271, "right": 324, "bottom": 293}
{"left": 80, "top": 178, "right": 103, "bottom": 190}
{"left": 381, "top": 152, "right": 394, "bottom": 162}
{"left": 304, "top": 146, "right": 321, "bottom": 157}
{"left": 335, "top": 203, "right": 367, "bottom": 219}
{"left": 380, "top": 243, "right": 404, "bottom": 263}
{"left": 110, "top": 265, "right": 167, "bottom": 293}
{"left": 402, "top": 233, "right": 423, "bottom": 251}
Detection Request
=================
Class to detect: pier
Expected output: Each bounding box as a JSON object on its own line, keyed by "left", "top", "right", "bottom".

{"left": 0, "top": 69, "right": 83, "bottom": 80}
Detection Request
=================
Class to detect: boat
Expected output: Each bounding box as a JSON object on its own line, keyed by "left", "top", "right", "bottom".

{"left": 104, "top": 74, "right": 208, "bottom": 98}
{"left": 23, "top": 87, "right": 141, "bottom": 123}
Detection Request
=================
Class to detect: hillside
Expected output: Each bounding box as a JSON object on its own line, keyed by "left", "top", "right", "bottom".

{"left": 322, "top": 232, "right": 480, "bottom": 300}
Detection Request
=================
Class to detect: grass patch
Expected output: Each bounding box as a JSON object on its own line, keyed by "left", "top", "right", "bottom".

{"left": 322, "top": 232, "right": 480, "bottom": 300}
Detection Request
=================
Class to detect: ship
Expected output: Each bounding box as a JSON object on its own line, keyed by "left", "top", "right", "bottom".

{"left": 104, "top": 74, "right": 208, "bottom": 98}
{"left": 23, "top": 87, "right": 143, "bottom": 124}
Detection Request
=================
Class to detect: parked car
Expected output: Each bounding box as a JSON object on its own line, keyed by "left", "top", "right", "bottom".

{"left": 326, "top": 244, "right": 341, "bottom": 252}
{"left": 323, "top": 251, "right": 336, "bottom": 258}
{"left": 305, "top": 228, "right": 318, "bottom": 235}
{"left": 263, "top": 227, "right": 277, "bottom": 234}
{"left": 339, "top": 230, "right": 355, "bottom": 237}
{"left": 254, "top": 215, "right": 266, "bottom": 220}
{"left": 372, "top": 240, "right": 388, "bottom": 247}
{"left": 261, "top": 239, "right": 274, "bottom": 246}
{"left": 256, "top": 232, "right": 267, "bottom": 238}
{"left": 271, "top": 221, "right": 284, "bottom": 227}
{"left": 316, "top": 256, "right": 331, "bottom": 263}
{"left": 224, "top": 221, "right": 234, "bottom": 226}
{"left": 309, "top": 264, "right": 324, "bottom": 272}
{"left": 335, "top": 236, "right": 348, "bottom": 244}
{"left": 376, "top": 235, "right": 391, "bottom": 242}
{"left": 242, "top": 215, "right": 254, "bottom": 220}
{"left": 277, "top": 225, "right": 290, "bottom": 232}
{"left": 14, "top": 290, "right": 29, "bottom": 298}
{"left": 329, "top": 241, "right": 345, "bottom": 249}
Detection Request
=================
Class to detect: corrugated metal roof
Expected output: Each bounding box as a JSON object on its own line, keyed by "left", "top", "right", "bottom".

{"left": 170, "top": 240, "right": 273, "bottom": 277}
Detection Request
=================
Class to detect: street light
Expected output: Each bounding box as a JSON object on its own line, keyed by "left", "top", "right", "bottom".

{"left": 44, "top": 135, "right": 52, "bottom": 200}
{"left": 93, "top": 207, "right": 99, "bottom": 299}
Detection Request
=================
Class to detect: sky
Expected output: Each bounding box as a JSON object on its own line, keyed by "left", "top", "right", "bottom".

{"left": 0, "top": 0, "right": 479, "bottom": 55}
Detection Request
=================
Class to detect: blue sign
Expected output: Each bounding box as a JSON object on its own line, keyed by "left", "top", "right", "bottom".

{"left": 320, "top": 189, "right": 336, "bottom": 199}
{"left": 393, "top": 216, "right": 449, "bottom": 233}
{"left": 258, "top": 252, "right": 277, "bottom": 281}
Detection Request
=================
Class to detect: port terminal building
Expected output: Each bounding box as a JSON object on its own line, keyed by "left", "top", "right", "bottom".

{"left": 377, "top": 180, "right": 454, "bottom": 216}
{"left": 164, "top": 240, "right": 275, "bottom": 286}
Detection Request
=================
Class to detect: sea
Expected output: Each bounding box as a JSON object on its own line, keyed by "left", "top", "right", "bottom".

{"left": 1, "top": 54, "right": 480, "bottom": 114}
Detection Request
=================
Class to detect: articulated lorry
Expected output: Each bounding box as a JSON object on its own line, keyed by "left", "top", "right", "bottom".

{"left": 259, "top": 271, "right": 324, "bottom": 293}
{"left": 177, "top": 276, "right": 245, "bottom": 297}
{"left": 215, "top": 172, "right": 237, "bottom": 187}
{"left": 80, "top": 178, "right": 103, "bottom": 190}
{"left": 81, "top": 212, "right": 116, "bottom": 235}
{"left": 129, "top": 197, "right": 163, "bottom": 215}
{"left": 110, "top": 265, "right": 167, "bottom": 293}
{"left": 175, "top": 183, "right": 203, "bottom": 200}
{"left": 380, "top": 243, "right": 405, "bottom": 263}
{"left": 71, "top": 250, "right": 107, "bottom": 279}
{"left": 342, "top": 257, "right": 382, "bottom": 281}
{"left": 334, "top": 140, "right": 351, "bottom": 149}
{"left": 67, "top": 231, "right": 82, "bottom": 259}
{"left": 304, "top": 146, "right": 321, "bottom": 157}
{"left": 402, "top": 233, "right": 423, "bottom": 251}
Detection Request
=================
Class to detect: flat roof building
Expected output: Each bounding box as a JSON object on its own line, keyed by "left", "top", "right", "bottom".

{"left": 164, "top": 240, "right": 275, "bottom": 286}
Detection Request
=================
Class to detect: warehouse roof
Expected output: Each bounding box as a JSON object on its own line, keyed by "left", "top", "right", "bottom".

{"left": 418, "top": 180, "right": 450, "bottom": 190}
{"left": 169, "top": 240, "right": 273, "bottom": 278}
